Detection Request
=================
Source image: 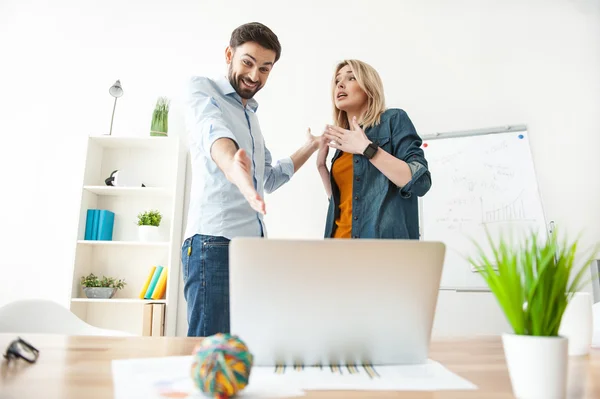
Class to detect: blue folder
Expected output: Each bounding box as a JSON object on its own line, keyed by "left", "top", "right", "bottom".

{"left": 97, "top": 210, "right": 115, "bottom": 241}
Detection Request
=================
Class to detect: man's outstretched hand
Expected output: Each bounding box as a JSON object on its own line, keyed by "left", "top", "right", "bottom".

{"left": 225, "top": 148, "right": 266, "bottom": 215}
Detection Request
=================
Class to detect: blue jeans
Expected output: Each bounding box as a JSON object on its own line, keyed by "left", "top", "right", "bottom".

{"left": 181, "top": 234, "right": 230, "bottom": 337}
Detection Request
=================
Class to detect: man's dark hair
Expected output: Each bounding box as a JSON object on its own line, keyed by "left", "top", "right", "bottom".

{"left": 230, "top": 22, "right": 282, "bottom": 63}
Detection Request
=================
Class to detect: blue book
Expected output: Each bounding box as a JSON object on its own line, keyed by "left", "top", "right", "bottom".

{"left": 91, "top": 210, "right": 100, "bottom": 240}
{"left": 97, "top": 210, "right": 115, "bottom": 241}
{"left": 84, "top": 209, "right": 95, "bottom": 240}
{"left": 144, "top": 266, "right": 163, "bottom": 299}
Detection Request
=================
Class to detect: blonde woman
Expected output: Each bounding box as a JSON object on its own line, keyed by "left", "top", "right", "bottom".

{"left": 318, "top": 59, "right": 431, "bottom": 239}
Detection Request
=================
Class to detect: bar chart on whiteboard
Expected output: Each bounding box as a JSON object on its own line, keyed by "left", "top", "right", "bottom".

{"left": 419, "top": 129, "right": 548, "bottom": 290}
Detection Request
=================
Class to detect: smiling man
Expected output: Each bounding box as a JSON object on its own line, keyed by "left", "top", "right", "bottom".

{"left": 182, "top": 22, "right": 320, "bottom": 337}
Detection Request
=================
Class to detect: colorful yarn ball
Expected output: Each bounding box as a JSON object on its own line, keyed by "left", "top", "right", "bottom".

{"left": 190, "top": 333, "right": 253, "bottom": 399}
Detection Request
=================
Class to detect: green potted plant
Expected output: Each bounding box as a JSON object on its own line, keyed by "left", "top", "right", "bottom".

{"left": 137, "top": 209, "right": 162, "bottom": 242}
{"left": 469, "top": 229, "right": 598, "bottom": 399}
{"left": 150, "top": 97, "right": 169, "bottom": 137}
{"left": 80, "top": 273, "right": 126, "bottom": 299}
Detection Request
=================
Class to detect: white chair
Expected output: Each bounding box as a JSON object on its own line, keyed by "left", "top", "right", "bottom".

{"left": 0, "top": 299, "right": 134, "bottom": 336}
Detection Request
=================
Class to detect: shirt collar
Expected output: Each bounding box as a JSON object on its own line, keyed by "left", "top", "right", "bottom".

{"left": 215, "top": 75, "right": 259, "bottom": 112}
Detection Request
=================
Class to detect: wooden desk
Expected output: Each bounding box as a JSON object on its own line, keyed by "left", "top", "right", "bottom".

{"left": 1, "top": 334, "right": 599, "bottom": 398}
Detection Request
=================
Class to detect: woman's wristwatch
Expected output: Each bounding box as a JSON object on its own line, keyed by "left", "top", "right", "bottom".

{"left": 362, "top": 141, "right": 379, "bottom": 159}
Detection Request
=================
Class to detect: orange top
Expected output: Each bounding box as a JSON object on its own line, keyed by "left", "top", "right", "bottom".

{"left": 332, "top": 152, "right": 354, "bottom": 238}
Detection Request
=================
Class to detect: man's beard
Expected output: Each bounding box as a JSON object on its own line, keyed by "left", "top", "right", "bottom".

{"left": 228, "top": 68, "right": 261, "bottom": 100}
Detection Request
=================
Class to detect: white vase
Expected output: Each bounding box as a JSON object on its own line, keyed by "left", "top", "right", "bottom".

{"left": 559, "top": 292, "right": 593, "bottom": 356}
{"left": 138, "top": 225, "right": 160, "bottom": 242}
{"left": 502, "top": 333, "right": 567, "bottom": 399}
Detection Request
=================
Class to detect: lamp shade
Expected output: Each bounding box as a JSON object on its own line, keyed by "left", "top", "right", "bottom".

{"left": 109, "top": 80, "right": 124, "bottom": 98}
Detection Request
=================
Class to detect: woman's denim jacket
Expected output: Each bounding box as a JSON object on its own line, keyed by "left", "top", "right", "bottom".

{"left": 324, "top": 108, "right": 431, "bottom": 239}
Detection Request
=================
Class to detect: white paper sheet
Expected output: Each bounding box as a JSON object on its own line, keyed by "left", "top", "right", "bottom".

{"left": 260, "top": 362, "right": 477, "bottom": 391}
{"left": 111, "top": 355, "right": 305, "bottom": 399}
{"left": 111, "top": 356, "right": 476, "bottom": 399}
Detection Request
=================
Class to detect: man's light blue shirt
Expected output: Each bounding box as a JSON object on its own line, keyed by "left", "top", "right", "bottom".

{"left": 183, "top": 75, "right": 294, "bottom": 240}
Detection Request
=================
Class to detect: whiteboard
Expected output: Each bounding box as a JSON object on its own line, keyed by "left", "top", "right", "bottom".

{"left": 419, "top": 128, "right": 549, "bottom": 290}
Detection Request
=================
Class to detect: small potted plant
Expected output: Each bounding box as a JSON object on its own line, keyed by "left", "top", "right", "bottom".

{"left": 149, "top": 96, "right": 169, "bottom": 137}
{"left": 137, "top": 209, "right": 162, "bottom": 242}
{"left": 469, "top": 229, "right": 598, "bottom": 399}
{"left": 80, "top": 273, "right": 126, "bottom": 299}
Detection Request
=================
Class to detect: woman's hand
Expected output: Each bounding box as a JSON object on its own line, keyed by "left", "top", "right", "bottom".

{"left": 316, "top": 134, "right": 329, "bottom": 168}
{"left": 324, "top": 116, "right": 371, "bottom": 155}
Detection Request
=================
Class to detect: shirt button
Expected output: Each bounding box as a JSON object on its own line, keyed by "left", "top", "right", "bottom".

{"left": 354, "top": 196, "right": 359, "bottom": 200}
{"left": 354, "top": 216, "right": 358, "bottom": 220}
{"left": 355, "top": 177, "right": 360, "bottom": 181}
{"left": 354, "top": 159, "right": 359, "bottom": 163}
{"left": 353, "top": 235, "right": 359, "bottom": 238}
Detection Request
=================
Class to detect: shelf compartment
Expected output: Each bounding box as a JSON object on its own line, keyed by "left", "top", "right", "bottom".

{"left": 71, "top": 298, "right": 166, "bottom": 304}
{"left": 83, "top": 186, "right": 171, "bottom": 197}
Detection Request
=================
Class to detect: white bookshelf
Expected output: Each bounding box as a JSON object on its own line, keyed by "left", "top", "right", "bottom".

{"left": 82, "top": 186, "right": 171, "bottom": 197}
{"left": 71, "top": 298, "right": 167, "bottom": 304}
{"left": 68, "top": 135, "right": 186, "bottom": 336}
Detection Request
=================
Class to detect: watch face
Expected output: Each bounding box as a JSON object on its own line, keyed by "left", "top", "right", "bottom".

{"left": 365, "top": 144, "right": 377, "bottom": 158}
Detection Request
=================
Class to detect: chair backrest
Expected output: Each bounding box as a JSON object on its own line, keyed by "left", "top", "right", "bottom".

{"left": 0, "top": 299, "right": 134, "bottom": 336}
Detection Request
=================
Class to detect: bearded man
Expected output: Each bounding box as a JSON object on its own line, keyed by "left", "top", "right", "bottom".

{"left": 182, "top": 22, "right": 319, "bottom": 336}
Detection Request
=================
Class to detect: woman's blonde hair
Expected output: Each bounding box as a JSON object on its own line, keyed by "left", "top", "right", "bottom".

{"left": 332, "top": 59, "right": 386, "bottom": 130}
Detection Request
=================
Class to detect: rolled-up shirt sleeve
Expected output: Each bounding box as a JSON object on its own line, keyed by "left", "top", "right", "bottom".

{"left": 263, "top": 145, "right": 294, "bottom": 194}
{"left": 186, "top": 77, "right": 238, "bottom": 157}
{"left": 391, "top": 109, "right": 432, "bottom": 198}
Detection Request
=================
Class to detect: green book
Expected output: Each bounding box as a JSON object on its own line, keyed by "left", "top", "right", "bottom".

{"left": 144, "top": 266, "right": 163, "bottom": 299}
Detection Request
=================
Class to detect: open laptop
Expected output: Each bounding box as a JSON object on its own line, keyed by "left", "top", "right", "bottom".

{"left": 229, "top": 238, "right": 446, "bottom": 367}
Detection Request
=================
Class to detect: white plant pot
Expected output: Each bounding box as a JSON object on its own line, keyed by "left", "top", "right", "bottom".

{"left": 559, "top": 292, "right": 593, "bottom": 356}
{"left": 138, "top": 225, "right": 160, "bottom": 242}
{"left": 502, "top": 333, "right": 567, "bottom": 399}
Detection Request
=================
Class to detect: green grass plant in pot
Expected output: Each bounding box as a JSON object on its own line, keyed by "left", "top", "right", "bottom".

{"left": 150, "top": 97, "right": 170, "bottom": 137}
{"left": 81, "top": 273, "right": 126, "bottom": 299}
{"left": 469, "top": 229, "right": 598, "bottom": 399}
{"left": 137, "top": 209, "right": 162, "bottom": 242}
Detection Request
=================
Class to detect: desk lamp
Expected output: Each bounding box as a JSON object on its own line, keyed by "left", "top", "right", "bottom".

{"left": 108, "top": 80, "right": 124, "bottom": 135}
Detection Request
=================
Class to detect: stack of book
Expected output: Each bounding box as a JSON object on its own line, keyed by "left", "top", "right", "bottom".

{"left": 85, "top": 209, "right": 115, "bottom": 240}
{"left": 143, "top": 303, "right": 165, "bottom": 336}
{"left": 139, "top": 265, "right": 168, "bottom": 300}
{"left": 140, "top": 266, "right": 168, "bottom": 336}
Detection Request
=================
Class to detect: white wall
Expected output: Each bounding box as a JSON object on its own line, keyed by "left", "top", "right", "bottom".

{"left": 1, "top": 0, "right": 599, "bottom": 336}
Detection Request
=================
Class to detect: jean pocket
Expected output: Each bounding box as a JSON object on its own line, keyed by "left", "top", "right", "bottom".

{"left": 203, "top": 241, "right": 229, "bottom": 247}
{"left": 181, "top": 236, "right": 194, "bottom": 281}
{"left": 201, "top": 235, "right": 230, "bottom": 247}
{"left": 373, "top": 136, "right": 391, "bottom": 152}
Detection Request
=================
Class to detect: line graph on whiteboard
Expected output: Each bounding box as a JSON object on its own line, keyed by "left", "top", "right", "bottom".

{"left": 480, "top": 190, "right": 537, "bottom": 225}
